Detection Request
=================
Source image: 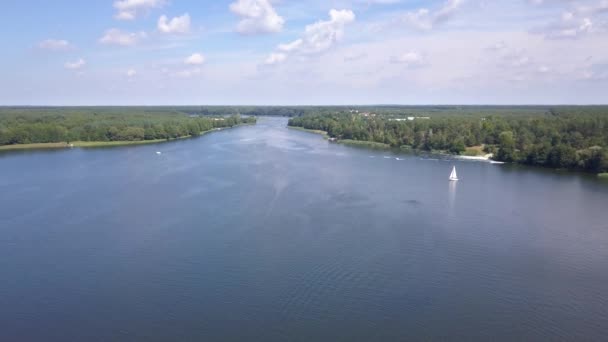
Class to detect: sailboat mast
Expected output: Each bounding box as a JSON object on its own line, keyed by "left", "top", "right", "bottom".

{"left": 449, "top": 166, "right": 458, "bottom": 181}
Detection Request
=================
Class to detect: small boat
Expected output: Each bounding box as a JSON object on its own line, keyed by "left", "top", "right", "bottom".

{"left": 449, "top": 166, "right": 459, "bottom": 181}
{"left": 156, "top": 151, "right": 162, "bottom": 155}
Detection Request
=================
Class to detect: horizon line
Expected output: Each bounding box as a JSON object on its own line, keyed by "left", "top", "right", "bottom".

{"left": 2, "top": 104, "right": 608, "bottom": 107}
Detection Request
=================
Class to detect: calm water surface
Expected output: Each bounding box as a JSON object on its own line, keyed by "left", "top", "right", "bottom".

{"left": 1, "top": 117, "right": 608, "bottom": 341}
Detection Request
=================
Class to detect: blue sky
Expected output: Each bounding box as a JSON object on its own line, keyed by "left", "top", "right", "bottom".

{"left": 1, "top": 0, "right": 607, "bottom": 105}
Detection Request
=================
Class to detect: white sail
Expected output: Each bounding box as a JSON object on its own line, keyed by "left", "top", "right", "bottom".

{"left": 449, "top": 166, "right": 458, "bottom": 181}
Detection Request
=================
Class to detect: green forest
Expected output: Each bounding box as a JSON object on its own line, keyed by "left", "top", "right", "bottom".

{"left": 0, "top": 107, "right": 255, "bottom": 146}
{"left": 288, "top": 107, "right": 608, "bottom": 173}
{"left": 2, "top": 105, "right": 608, "bottom": 173}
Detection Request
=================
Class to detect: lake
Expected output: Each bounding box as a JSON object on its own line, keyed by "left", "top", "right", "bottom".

{"left": 1, "top": 117, "right": 607, "bottom": 341}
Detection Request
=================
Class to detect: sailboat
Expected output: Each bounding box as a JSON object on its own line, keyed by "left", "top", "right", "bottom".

{"left": 449, "top": 166, "right": 459, "bottom": 181}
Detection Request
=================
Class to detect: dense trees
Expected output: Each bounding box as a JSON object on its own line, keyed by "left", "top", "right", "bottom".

{"left": 3, "top": 105, "right": 607, "bottom": 173}
{"left": 0, "top": 108, "right": 255, "bottom": 145}
{"left": 288, "top": 108, "right": 608, "bottom": 173}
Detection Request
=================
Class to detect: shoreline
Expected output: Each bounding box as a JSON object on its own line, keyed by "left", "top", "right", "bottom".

{"left": 454, "top": 154, "right": 495, "bottom": 161}
{"left": 288, "top": 126, "right": 390, "bottom": 148}
{"left": 0, "top": 123, "right": 254, "bottom": 152}
{"left": 288, "top": 125, "right": 494, "bottom": 158}
{"left": 288, "top": 124, "right": 608, "bottom": 177}
{"left": 287, "top": 126, "right": 329, "bottom": 138}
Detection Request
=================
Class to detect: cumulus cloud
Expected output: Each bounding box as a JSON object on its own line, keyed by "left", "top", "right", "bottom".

{"left": 99, "top": 29, "right": 147, "bottom": 46}
{"left": 169, "top": 53, "right": 207, "bottom": 77}
{"left": 230, "top": 0, "right": 284, "bottom": 34}
{"left": 113, "top": 0, "right": 166, "bottom": 20}
{"left": 434, "top": 0, "right": 464, "bottom": 23}
{"left": 390, "top": 51, "right": 427, "bottom": 67}
{"left": 530, "top": 0, "right": 606, "bottom": 39}
{"left": 158, "top": 14, "right": 191, "bottom": 34}
{"left": 185, "top": 53, "right": 205, "bottom": 65}
{"left": 264, "top": 53, "right": 287, "bottom": 65}
{"left": 264, "top": 9, "right": 356, "bottom": 65}
{"left": 64, "top": 58, "right": 85, "bottom": 70}
{"left": 540, "top": 14, "right": 594, "bottom": 39}
{"left": 401, "top": 0, "right": 464, "bottom": 30}
{"left": 38, "top": 39, "right": 71, "bottom": 51}
{"left": 126, "top": 69, "right": 137, "bottom": 77}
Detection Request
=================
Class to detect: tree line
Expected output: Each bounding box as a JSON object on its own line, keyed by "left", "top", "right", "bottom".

{"left": 288, "top": 109, "right": 608, "bottom": 173}
{"left": 0, "top": 108, "right": 255, "bottom": 145}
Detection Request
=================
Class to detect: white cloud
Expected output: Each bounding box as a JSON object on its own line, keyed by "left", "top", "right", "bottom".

{"left": 401, "top": 0, "right": 465, "bottom": 30}
{"left": 278, "top": 40, "right": 303, "bottom": 52}
{"left": 64, "top": 58, "right": 85, "bottom": 70}
{"left": 264, "top": 53, "right": 287, "bottom": 65}
{"left": 185, "top": 53, "right": 205, "bottom": 65}
{"left": 401, "top": 9, "right": 433, "bottom": 30}
{"left": 434, "top": 0, "right": 464, "bottom": 24}
{"left": 158, "top": 14, "right": 191, "bottom": 34}
{"left": 264, "top": 9, "right": 356, "bottom": 65}
{"left": 530, "top": 0, "right": 605, "bottom": 39}
{"left": 390, "top": 51, "right": 427, "bottom": 67}
{"left": 230, "top": 0, "right": 285, "bottom": 34}
{"left": 126, "top": 69, "right": 137, "bottom": 77}
{"left": 99, "top": 29, "right": 147, "bottom": 46}
{"left": 38, "top": 39, "right": 71, "bottom": 51}
{"left": 543, "top": 16, "right": 594, "bottom": 38}
{"left": 113, "top": 0, "right": 166, "bottom": 20}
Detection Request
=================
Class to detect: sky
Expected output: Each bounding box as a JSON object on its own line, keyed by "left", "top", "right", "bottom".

{"left": 1, "top": 0, "right": 607, "bottom": 105}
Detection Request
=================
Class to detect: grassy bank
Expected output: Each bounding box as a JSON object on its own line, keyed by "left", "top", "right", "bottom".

{"left": 0, "top": 124, "right": 253, "bottom": 151}
{"left": 0, "top": 142, "right": 73, "bottom": 151}
{"left": 339, "top": 139, "right": 391, "bottom": 149}
{"left": 599, "top": 173, "right": 608, "bottom": 178}
{"left": 463, "top": 145, "right": 486, "bottom": 156}
{"left": 288, "top": 126, "right": 391, "bottom": 149}
{"left": 0, "top": 137, "right": 188, "bottom": 151}
{"left": 288, "top": 126, "right": 329, "bottom": 138}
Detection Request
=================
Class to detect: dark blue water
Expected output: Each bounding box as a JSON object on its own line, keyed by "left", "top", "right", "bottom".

{"left": 1, "top": 117, "right": 608, "bottom": 341}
